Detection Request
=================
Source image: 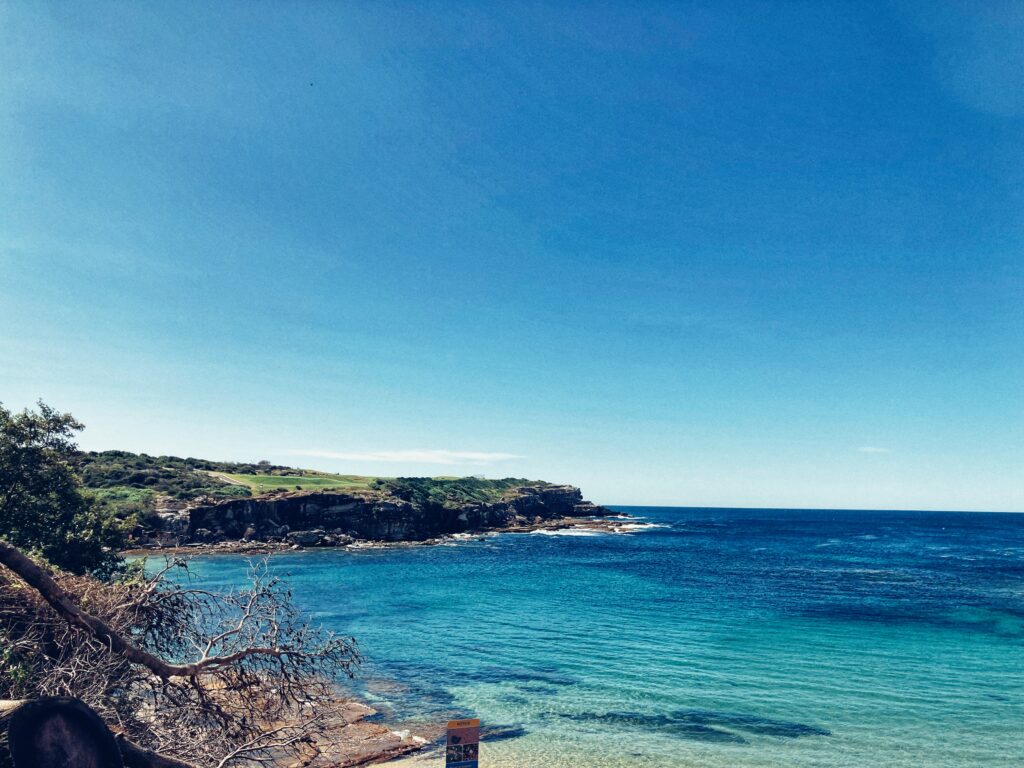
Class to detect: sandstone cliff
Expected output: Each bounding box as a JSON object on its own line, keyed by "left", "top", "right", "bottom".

{"left": 149, "top": 484, "right": 611, "bottom": 547}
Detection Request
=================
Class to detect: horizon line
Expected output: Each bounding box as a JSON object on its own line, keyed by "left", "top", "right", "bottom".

{"left": 602, "top": 503, "right": 1024, "bottom": 515}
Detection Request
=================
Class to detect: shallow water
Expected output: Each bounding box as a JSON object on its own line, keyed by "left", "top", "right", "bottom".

{"left": 183, "top": 507, "right": 1024, "bottom": 767}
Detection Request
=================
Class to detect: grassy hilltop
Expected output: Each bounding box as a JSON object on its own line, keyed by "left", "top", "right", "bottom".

{"left": 216, "top": 471, "right": 375, "bottom": 493}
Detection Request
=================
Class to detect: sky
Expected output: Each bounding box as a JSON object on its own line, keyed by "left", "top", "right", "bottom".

{"left": 1, "top": 1, "right": 1022, "bottom": 511}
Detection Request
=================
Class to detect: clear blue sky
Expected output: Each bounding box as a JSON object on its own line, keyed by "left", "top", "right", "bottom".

{"left": 1, "top": 2, "right": 1021, "bottom": 510}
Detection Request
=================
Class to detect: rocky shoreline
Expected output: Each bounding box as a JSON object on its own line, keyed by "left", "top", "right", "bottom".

{"left": 127, "top": 483, "right": 616, "bottom": 553}
{"left": 123, "top": 513, "right": 630, "bottom": 557}
{"left": 314, "top": 700, "right": 430, "bottom": 767}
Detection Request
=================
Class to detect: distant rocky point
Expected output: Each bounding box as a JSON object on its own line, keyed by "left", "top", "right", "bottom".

{"left": 75, "top": 451, "right": 613, "bottom": 550}
{"left": 147, "top": 483, "right": 612, "bottom": 549}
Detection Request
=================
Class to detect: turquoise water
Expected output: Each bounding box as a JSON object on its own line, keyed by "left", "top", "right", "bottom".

{"left": 183, "top": 508, "right": 1024, "bottom": 767}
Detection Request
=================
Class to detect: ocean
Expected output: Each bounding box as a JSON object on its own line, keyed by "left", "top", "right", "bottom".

{"left": 184, "top": 507, "right": 1024, "bottom": 767}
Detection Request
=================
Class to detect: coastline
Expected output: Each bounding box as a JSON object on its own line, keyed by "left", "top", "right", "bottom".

{"left": 121, "top": 513, "right": 632, "bottom": 557}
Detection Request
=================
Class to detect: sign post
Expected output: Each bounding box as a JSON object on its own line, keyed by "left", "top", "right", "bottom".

{"left": 445, "top": 718, "right": 480, "bottom": 768}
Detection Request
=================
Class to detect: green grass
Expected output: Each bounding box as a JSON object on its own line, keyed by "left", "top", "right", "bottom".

{"left": 220, "top": 473, "right": 377, "bottom": 493}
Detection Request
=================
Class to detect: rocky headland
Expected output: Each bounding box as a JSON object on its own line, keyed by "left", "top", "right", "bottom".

{"left": 135, "top": 483, "right": 616, "bottom": 552}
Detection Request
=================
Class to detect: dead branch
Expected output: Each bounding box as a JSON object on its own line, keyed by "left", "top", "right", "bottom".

{"left": 0, "top": 541, "right": 360, "bottom": 767}
{"left": 0, "top": 541, "right": 336, "bottom": 681}
{"left": 115, "top": 734, "right": 199, "bottom": 768}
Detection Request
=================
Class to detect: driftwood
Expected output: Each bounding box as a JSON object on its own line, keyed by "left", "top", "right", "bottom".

{"left": 115, "top": 735, "right": 197, "bottom": 768}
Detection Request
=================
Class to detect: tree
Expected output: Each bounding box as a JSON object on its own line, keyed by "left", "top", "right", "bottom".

{"left": 0, "top": 401, "right": 126, "bottom": 575}
{"left": 0, "top": 544, "right": 360, "bottom": 767}
{"left": 0, "top": 403, "right": 375, "bottom": 767}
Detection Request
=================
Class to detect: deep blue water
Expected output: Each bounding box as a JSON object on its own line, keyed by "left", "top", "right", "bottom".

{"left": 182, "top": 507, "right": 1024, "bottom": 767}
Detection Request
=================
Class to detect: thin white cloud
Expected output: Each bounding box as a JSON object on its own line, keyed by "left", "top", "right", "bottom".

{"left": 289, "top": 449, "right": 525, "bottom": 466}
{"left": 857, "top": 446, "right": 891, "bottom": 454}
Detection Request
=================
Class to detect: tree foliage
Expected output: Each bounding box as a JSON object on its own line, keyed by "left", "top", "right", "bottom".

{"left": 372, "top": 475, "right": 548, "bottom": 508}
{"left": 0, "top": 402, "right": 374, "bottom": 766}
{"left": 75, "top": 451, "right": 265, "bottom": 499}
{"left": 0, "top": 401, "right": 126, "bottom": 576}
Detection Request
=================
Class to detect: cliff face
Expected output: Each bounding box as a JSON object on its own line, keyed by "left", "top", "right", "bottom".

{"left": 157, "top": 484, "right": 610, "bottom": 547}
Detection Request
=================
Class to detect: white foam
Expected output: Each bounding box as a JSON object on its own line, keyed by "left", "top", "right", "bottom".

{"left": 530, "top": 528, "right": 606, "bottom": 537}
{"left": 613, "top": 522, "right": 668, "bottom": 533}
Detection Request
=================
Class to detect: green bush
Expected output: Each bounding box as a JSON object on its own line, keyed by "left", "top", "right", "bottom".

{"left": 0, "top": 401, "right": 128, "bottom": 576}
{"left": 372, "top": 476, "right": 547, "bottom": 508}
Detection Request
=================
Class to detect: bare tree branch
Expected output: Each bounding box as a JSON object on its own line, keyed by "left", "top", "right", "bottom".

{"left": 0, "top": 542, "right": 360, "bottom": 767}
{"left": 0, "top": 541, "right": 345, "bottom": 681}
